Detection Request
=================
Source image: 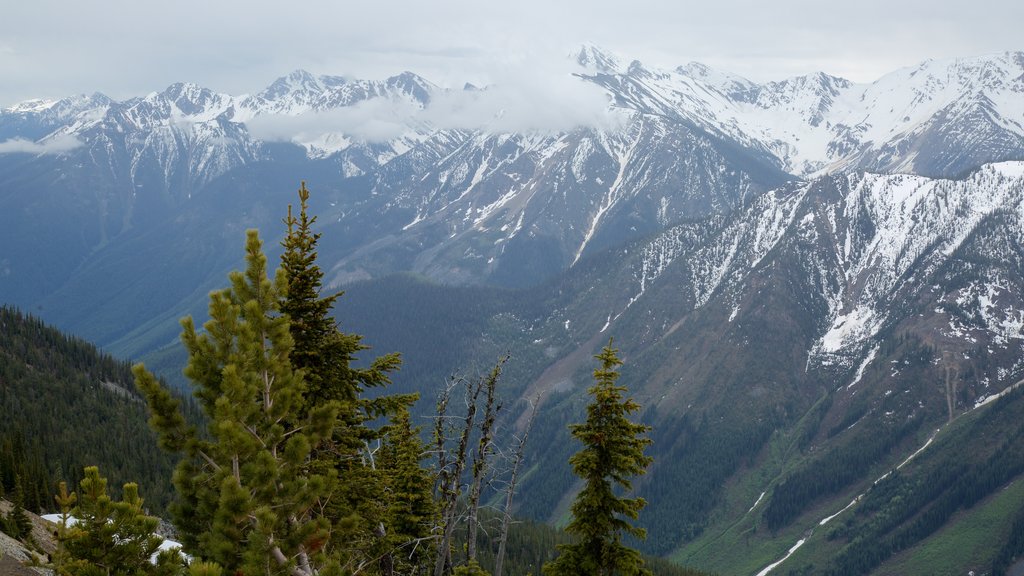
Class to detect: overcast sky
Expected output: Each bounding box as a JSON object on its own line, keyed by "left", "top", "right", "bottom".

{"left": 1, "top": 0, "right": 1021, "bottom": 107}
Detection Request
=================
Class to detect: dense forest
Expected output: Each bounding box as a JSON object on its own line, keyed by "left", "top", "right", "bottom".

{"left": 0, "top": 302, "right": 704, "bottom": 575}
{"left": 0, "top": 187, "right": 707, "bottom": 576}
{"left": 0, "top": 305, "right": 183, "bottom": 513}
{"left": 3, "top": 180, "right": 1024, "bottom": 575}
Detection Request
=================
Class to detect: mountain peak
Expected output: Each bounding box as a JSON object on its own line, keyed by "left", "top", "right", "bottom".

{"left": 384, "top": 71, "right": 435, "bottom": 105}
{"left": 160, "top": 81, "right": 209, "bottom": 100}
{"left": 259, "top": 69, "right": 328, "bottom": 101}
{"left": 771, "top": 71, "right": 852, "bottom": 93}
{"left": 4, "top": 98, "right": 59, "bottom": 114}
{"left": 676, "top": 61, "right": 758, "bottom": 100}
{"left": 573, "top": 43, "right": 623, "bottom": 74}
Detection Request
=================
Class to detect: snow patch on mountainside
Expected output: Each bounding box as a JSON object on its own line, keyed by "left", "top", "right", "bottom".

{"left": 573, "top": 127, "right": 642, "bottom": 265}
{"left": 950, "top": 280, "right": 1024, "bottom": 346}
{"left": 689, "top": 186, "right": 806, "bottom": 308}
{"left": 807, "top": 162, "right": 1024, "bottom": 364}
{"left": 820, "top": 307, "right": 880, "bottom": 354}
{"left": 613, "top": 51, "right": 1024, "bottom": 177}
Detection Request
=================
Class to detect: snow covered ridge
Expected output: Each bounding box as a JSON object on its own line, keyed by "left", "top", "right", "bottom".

{"left": 810, "top": 161, "right": 1024, "bottom": 360}
{"left": 1, "top": 48, "right": 1022, "bottom": 177}
{"left": 581, "top": 48, "right": 1024, "bottom": 177}
{"left": 612, "top": 161, "right": 1024, "bottom": 365}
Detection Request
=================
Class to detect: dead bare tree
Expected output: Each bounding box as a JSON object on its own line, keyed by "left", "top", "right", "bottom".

{"left": 466, "top": 356, "right": 507, "bottom": 564}
{"left": 494, "top": 395, "right": 540, "bottom": 576}
{"left": 433, "top": 374, "right": 483, "bottom": 576}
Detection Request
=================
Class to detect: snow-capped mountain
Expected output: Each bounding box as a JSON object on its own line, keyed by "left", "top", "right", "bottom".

{"left": 4, "top": 47, "right": 1021, "bottom": 190}
{"left": 584, "top": 49, "right": 1024, "bottom": 177}
{"left": 587, "top": 161, "right": 1024, "bottom": 370}
{"left": 0, "top": 46, "right": 1021, "bottom": 356}
{"left": 2, "top": 48, "right": 1024, "bottom": 573}
{"left": 7, "top": 47, "right": 1019, "bottom": 300}
{"left": 388, "top": 159, "right": 1023, "bottom": 566}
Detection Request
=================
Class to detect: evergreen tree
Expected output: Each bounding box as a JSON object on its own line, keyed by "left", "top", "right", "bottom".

{"left": 280, "top": 181, "right": 404, "bottom": 426}
{"left": 57, "top": 466, "right": 183, "bottom": 576}
{"left": 9, "top": 475, "right": 33, "bottom": 539}
{"left": 377, "top": 405, "right": 437, "bottom": 575}
{"left": 134, "top": 230, "right": 340, "bottom": 576}
{"left": 1, "top": 474, "right": 33, "bottom": 540}
{"left": 279, "top": 182, "right": 415, "bottom": 573}
{"left": 52, "top": 481, "right": 77, "bottom": 576}
{"left": 543, "top": 340, "right": 653, "bottom": 576}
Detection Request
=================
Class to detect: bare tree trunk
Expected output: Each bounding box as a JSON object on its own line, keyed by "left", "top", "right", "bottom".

{"left": 467, "top": 357, "right": 507, "bottom": 563}
{"left": 494, "top": 396, "right": 540, "bottom": 576}
{"left": 434, "top": 376, "right": 483, "bottom": 576}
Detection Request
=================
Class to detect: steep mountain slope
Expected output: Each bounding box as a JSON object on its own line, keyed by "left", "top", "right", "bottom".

{"left": 1, "top": 49, "right": 1023, "bottom": 573}
{"left": 3, "top": 50, "right": 1022, "bottom": 350}
{"left": 0, "top": 306, "right": 179, "bottom": 513}
{"left": 654, "top": 51, "right": 1024, "bottom": 177}
{"left": 335, "top": 162, "right": 1024, "bottom": 573}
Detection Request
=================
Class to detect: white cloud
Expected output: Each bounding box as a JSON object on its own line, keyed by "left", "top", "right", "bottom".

{"left": 245, "top": 98, "right": 420, "bottom": 144}
{"left": 5, "top": 0, "right": 1019, "bottom": 106}
{"left": 0, "top": 134, "right": 83, "bottom": 155}
{"left": 245, "top": 63, "right": 626, "bottom": 143}
{"left": 423, "top": 65, "right": 624, "bottom": 134}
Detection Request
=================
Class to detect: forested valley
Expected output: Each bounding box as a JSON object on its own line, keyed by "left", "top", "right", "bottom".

{"left": 0, "top": 187, "right": 705, "bottom": 576}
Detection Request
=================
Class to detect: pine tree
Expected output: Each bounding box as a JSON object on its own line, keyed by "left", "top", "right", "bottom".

{"left": 279, "top": 182, "right": 414, "bottom": 572}
{"left": 280, "top": 181, "right": 404, "bottom": 426}
{"left": 543, "top": 340, "right": 653, "bottom": 576}
{"left": 134, "top": 230, "right": 340, "bottom": 576}
{"left": 57, "top": 466, "right": 182, "bottom": 576}
{"left": 52, "top": 481, "right": 77, "bottom": 576}
{"left": 377, "top": 405, "right": 437, "bottom": 575}
{"left": 2, "top": 475, "right": 33, "bottom": 541}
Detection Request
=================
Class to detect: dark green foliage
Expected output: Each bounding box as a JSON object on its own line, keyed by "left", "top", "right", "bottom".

{"left": 280, "top": 182, "right": 417, "bottom": 573}
{"left": 544, "top": 341, "right": 653, "bottom": 576}
{"left": 0, "top": 305, "right": 179, "bottom": 514}
{"left": 1, "top": 477, "right": 33, "bottom": 540}
{"left": 811, "top": 387, "right": 1024, "bottom": 575}
{"left": 763, "top": 414, "right": 923, "bottom": 530}
{"left": 992, "top": 504, "right": 1024, "bottom": 575}
{"left": 639, "top": 406, "right": 775, "bottom": 551}
{"left": 337, "top": 274, "right": 518, "bottom": 400}
{"left": 461, "top": 508, "right": 565, "bottom": 576}
{"left": 452, "top": 560, "right": 490, "bottom": 576}
{"left": 57, "top": 466, "right": 184, "bottom": 576}
{"left": 456, "top": 507, "right": 708, "bottom": 576}
{"left": 0, "top": 435, "right": 50, "bottom": 513}
{"left": 282, "top": 182, "right": 404, "bottom": 408}
{"left": 377, "top": 405, "right": 437, "bottom": 574}
{"left": 280, "top": 180, "right": 406, "bottom": 443}
{"left": 135, "top": 230, "right": 340, "bottom": 575}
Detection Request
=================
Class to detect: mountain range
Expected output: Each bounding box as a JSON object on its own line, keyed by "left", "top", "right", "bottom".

{"left": 2, "top": 46, "right": 1024, "bottom": 574}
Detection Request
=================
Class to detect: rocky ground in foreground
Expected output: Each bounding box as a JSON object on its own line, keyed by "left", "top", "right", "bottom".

{"left": 0, "top": 499, "right": 57, "bottom": 576}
